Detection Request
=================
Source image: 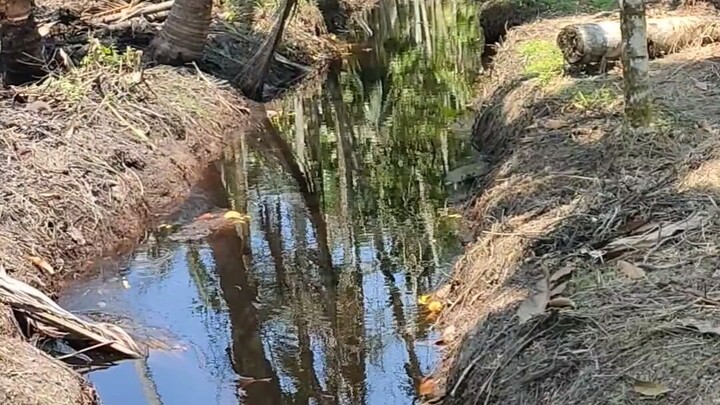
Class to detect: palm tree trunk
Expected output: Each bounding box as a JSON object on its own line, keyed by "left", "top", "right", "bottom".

{"left": 144, "top": 0, "right": 212, "bottom": 65}
{"left": 235, "top": 0, "right": 297, "bottom": 100}
{"left": 621, "top": 0, "right": 651, "bottom": 127}
{"left": 0, "top": 0, "right": 43, "bottom": 85}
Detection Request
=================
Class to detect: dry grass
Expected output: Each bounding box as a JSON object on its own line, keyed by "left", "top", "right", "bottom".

{"left": 437, "top": 6, "right": 720, "bottom": 405}
{"left": 0, "top": 41, "right": 252, "bottom": 404}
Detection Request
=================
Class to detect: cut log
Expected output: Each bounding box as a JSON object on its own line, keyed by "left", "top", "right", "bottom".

{"left": 557, "top": 17, "right": 720, "bottom": 66}
{"left": 0, "top": 266, "right": 145, "bottom": 359}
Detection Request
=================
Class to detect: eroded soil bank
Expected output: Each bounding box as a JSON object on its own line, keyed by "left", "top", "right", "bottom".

{"left": 0, "top": 0, "right": 372, "bottom": 402}
{"left": 436, "top": 1, "right": 720, "bottom": 404}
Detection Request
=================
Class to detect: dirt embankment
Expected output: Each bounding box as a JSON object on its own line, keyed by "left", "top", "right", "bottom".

{"left": 0, "top": 0, "right": 361, "bottom": 402}
{"left": 438, "top": 2, "right": 720, "bottom": 404}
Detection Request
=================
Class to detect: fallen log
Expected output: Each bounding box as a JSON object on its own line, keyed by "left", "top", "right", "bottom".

{"left": 557, "top": 16, "right": 720, "bottom": 66}
{"left": 0, "top": 266, "right": 145, "bottom": 359}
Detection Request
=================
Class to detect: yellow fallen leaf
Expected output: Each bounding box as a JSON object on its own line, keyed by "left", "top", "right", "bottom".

{"left": 224, "top": 210, "right": 245, "bottom": 220}
{"left": 418, "top": 377, "right": 437, "bottom": 396}
{"left": 418, "top": 294, "right": 431, "bottom": 305}
{"left": 427, "top": 300, "right": 443, "bottom": 313}
{"left": 633, "top": 380, "right": 671, "bottom": 397}
{"left": 28, "top": 255, "right": 55, "bottom": 275}
{"left": 446, "top": 213, "right": 462, "bottom": 219}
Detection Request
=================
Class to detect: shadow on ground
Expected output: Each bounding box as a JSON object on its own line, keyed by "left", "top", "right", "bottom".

{"left": 440, "top": 44, "right": 720, "bottom": 404}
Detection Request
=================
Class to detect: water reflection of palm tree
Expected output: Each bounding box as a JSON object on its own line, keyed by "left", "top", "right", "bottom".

{"left": 134, "top": 358, "right": 164, "bottom": 405}
{"left": 207, "top": 225, "right": 285, "bottom": 405}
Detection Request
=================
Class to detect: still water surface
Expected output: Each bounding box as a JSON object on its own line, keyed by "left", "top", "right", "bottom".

{"left": 59, "top": 0, "right": 481, "bottom": 403}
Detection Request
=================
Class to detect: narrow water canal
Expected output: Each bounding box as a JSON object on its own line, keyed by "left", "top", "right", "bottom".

{"left": 58, "top": 0, "right": 481, "bottom": 403}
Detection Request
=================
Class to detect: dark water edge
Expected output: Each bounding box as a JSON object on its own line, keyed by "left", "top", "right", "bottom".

{"left": 57, "top": 0, "right": 482, "bottom": 403}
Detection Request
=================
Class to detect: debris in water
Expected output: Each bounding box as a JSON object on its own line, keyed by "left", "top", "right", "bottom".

{"left": 237, "top": 375, "right": 272, "bottom": 388}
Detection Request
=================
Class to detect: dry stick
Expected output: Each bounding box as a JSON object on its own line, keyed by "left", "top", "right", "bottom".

{"left": 90, "top": 0, "right": 174, "bottom": 24}
{"left": 56, "top": 340, "right": 113, "bottom": 361}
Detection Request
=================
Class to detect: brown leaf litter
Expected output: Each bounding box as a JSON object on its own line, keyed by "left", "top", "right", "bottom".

{"left": 436, "top": 4, "right": 720, "bottom": 405}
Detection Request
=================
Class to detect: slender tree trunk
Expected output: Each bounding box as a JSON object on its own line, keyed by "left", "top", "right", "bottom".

{"left": 144, "top": 0, "right": 212, "bottom": 65}
{"left": 235, "top": 0, "right": 297, "bottom": 100}
{"left": 620, "top": 0, "right": 651, "bottom": 127}
{"left": 0, "top": 0, "right": 43, "bottom": 85}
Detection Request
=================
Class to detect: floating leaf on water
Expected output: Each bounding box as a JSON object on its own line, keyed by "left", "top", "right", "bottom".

{"left": 632, "top": 380, "right": 671, "bottom": 397}
{"left": 224, "top": 211, "right": 246, "bottom": 220}
{"left": 28, "top": 255, "right": 55, "bottom": 275}
{"left": 547, "top": 297, "right": 575, "bottom": 309}
{"left": 427, "top": 301, "right": 444, "bottom": 313}
{"left": 617, "top": 260, "right": 645, "bottom": 280}
{"left": 549, "top": 266, "right": 573, "bottom": 283}
{"left": 418, "top": 294, "right": 431, "bottom": 305}
{"left": 418, "top": 377, "right": 437, "bottom": 396}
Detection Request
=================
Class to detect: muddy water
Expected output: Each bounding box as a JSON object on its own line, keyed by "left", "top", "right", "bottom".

{"left": 58, "top": 1, "right": 481, "bottom": 403}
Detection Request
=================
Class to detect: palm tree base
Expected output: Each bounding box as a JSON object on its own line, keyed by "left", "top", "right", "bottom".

{"left": 0, "top": 17, "right": 44, "bottom": 85}
{"left": 143, "top": 35, "right": 200, "bottom": 66}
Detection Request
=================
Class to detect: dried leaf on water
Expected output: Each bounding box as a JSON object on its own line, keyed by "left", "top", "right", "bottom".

{"left": 223, "top": 210, "right": 247, "bottom": 221}
{"left": 427, "top": 300, "right": 444, "bottom": 313}
{"left": 547, "top": 297, "right": 576, "bottom": 309}
{"left": 27, "top": 255, "right": 55, "bottom": 275}
{"left": 418, "top": 377, "right": 437, "bottom": 396}
{"left": 237, "top": 375, "right": 272, "bottom": 388}
{"left": 632, "top": 380, "right": 671, "bottom": 397}
{"left": 617, "top": 260, "right": 645, "bottom": 280}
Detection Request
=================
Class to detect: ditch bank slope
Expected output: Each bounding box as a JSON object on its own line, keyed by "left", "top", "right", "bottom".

{"left": 439, "top": 5, "right": 720, "bottom": 405}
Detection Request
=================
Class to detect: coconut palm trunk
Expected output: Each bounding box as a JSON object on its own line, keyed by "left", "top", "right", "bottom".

{"left": 0, "top": 0, "right": 44, "bottom": 85}
{"left": 620, "top": 0, "right": 651, "bottom": 127}
{"left": 235, "top": 0, "right": 297, "bottom": 100}
{"left": 144, "top": 0, "right": 213, "bottom": 65}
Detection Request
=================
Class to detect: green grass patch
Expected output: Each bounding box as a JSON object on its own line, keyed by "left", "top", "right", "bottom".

{"left": 535, "top": 0, "right": 616, "bottom": 13}
{"left": 518, "top": 40, "right": 564, "bottom": 84}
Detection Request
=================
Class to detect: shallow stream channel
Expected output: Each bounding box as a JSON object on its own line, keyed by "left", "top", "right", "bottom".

{"left": 57, "top": 0, "right": 482, "bottom": 403}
